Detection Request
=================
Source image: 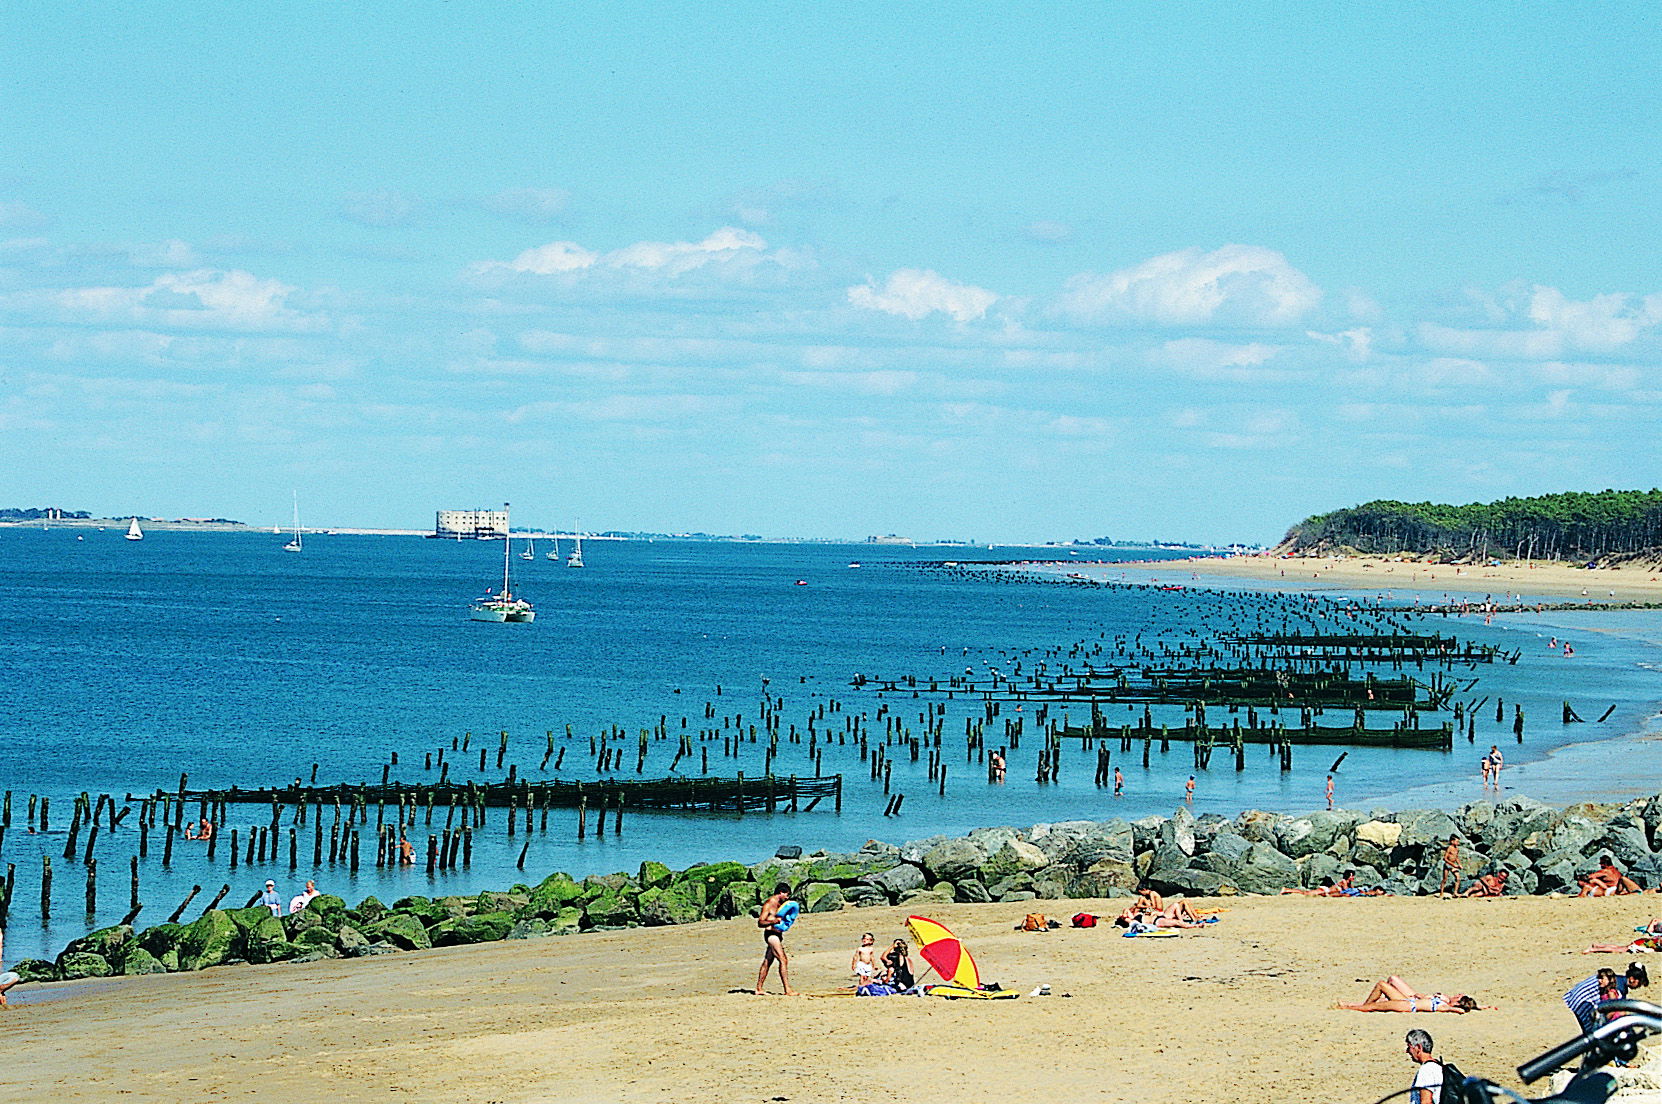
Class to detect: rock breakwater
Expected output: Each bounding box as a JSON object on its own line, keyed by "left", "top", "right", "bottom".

{"left": 18, "top": 794, "right": 1661, "bottom": 982}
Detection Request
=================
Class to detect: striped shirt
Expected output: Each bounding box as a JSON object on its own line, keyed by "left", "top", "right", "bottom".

{"left": 1564, "top": 975, "right": 1623, "bottom": 1016}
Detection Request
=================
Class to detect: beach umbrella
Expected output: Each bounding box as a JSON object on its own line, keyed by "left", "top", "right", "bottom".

{"left": 905, "top": 915, "right": 980, "bottom": 989}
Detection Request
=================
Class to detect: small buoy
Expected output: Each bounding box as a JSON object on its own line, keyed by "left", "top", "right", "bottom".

{"left": 794, "top": 580, "right": 807, "bottom": 586}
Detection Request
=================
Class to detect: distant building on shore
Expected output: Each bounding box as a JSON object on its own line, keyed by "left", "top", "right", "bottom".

{"left": 865, "top": 534, "right": 914, "bottom": 545}
{"left": 435, "top": 508, "right": 509, "bottom": 539}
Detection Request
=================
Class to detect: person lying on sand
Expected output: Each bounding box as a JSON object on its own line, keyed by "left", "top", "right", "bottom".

{"left": 1462, "top": 871, "right": 1508, "bottom": 897}
{"left": 1112, "top": 902, "right": 1209, "bottom": 930}
{"left": 1583, "top": 938, "right": 1662, "bottom": 954}
{"left": 1336, "top": 976, "right": 1490, "bottom": 1013}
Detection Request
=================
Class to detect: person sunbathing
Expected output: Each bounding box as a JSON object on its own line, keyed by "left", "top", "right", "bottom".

{"left": 1337, "top": 976, "right": 1489, "bottom": 1013}
{"left": 1282, "top": 878, "right": 1341, "bottom": 897}
{"left": 1463, "top": 871, "right": 1508, "bottom": 897}
{"left": 1134, "top": 888, "right": 1165, "bottom": 912}
{"left": 1583, "top": 938, "right": 1662, "bottom": 954}
{"left": 1579, "top": 855, "right": 1640, "bottom": 897}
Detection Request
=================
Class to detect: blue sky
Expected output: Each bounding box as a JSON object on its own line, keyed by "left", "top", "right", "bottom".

{"left": 3, "top": 4, "right": 1659, "bottom": 542}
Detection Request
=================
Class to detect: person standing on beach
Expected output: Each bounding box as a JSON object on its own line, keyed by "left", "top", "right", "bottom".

{"left": 1185, "top": 775, "right": 1195, "bottom": 804}
{"left": 754, "top": 882, "right": 798, "bottom": 996}
{"left": 1437, "top": 836, "right": 1461, "bottom": 896}
{"left": 1326, "top": 775, "right": 1335, "bottom": 810}
{"left": 1113, "top": 767, "right": 1124, "bottom": 797}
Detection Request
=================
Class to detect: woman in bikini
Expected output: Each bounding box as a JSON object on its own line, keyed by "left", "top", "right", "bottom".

{"left": 1337, "top": 976, "right": 1489, "bottom": 1013}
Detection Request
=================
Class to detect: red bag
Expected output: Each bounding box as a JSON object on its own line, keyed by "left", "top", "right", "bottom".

{"left": 1071, "top": 912, "right": 1098, "bottom": 928}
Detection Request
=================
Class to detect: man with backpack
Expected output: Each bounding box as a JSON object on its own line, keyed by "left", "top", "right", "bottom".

{"left": 1406, "top": 1028, "right": 1447, "bottom": 1104}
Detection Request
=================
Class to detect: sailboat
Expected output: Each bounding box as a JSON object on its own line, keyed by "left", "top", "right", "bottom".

{"left": 125, "top": 517, "right": 144, "bottom": 541}
{"left": 519, "top": 538, "right": 535, "bottom": 561}
{"left": 545, "top": 534, "right": 561, "bottom": 561}
{"left": 566, "top": 526, "right": 584, "bottom": 568}
{"left": 283, "top": 492, "right": 303, "bottom": 552}
{"left": 470, "top": 504, "right": 535, "bottom": 623}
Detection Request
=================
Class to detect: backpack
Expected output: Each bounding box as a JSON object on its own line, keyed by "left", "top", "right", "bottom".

{"left": 1071, "top": 912, "right": 1098, "bottom": 928}
{"left": 1436, "top": 1058, "right": 1467, "bottom": 1104}
{"left": 1021, "top": 913, "right": 1049, "bottom": 932}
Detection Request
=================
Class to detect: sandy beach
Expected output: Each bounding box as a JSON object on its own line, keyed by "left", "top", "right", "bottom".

{"left": 1112, "top": 554, "right": 1662, "bottom": 604}
{"left": 5, "top": 893, "right": 1658, "bottom": 1103}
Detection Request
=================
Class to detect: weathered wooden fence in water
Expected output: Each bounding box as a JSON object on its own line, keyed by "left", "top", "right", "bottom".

{"left": 1057, "top": 718, "right": 1456, "bottom": 750}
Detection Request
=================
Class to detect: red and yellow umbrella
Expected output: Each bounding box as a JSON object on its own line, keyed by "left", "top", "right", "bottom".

{"left": 905, "top": 915, "right": 981, "bottom": 989}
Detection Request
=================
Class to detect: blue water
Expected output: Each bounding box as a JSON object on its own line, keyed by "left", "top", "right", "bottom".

{"left": 0, "top": 528, "right": 1658, "bottom": 961}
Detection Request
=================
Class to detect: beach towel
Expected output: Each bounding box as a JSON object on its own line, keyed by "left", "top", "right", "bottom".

{"left": 1122, "top": 923, "right": 1180, "bottom": 938}
{"left": 856, "top": 983, "right": 899, "bottom": 997}
{"left": 925, "top": 983, "right": 1019, "bottom": 1000}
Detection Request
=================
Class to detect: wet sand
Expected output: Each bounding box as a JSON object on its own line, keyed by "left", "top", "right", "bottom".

{"left": 3, "top": 894, "right": 1655, "bottom": 1103}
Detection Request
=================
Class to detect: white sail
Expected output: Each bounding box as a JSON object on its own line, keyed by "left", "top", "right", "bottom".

{"left": 125, "top": 517, "right": 143, "bottom": 541}
{"left": 283, "top": 492, "right": 302, "bottom": 552}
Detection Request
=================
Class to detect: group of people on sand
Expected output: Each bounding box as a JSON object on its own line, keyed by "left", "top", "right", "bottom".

{"left": 1111, "top": 888, "right": 1217, "bottom": 931}
{"left": 1577, "top": 854, "right": 1641, "bottom": 896}
{"left": 849, "top": 931, "right": 914, "bottom": 992}
{"left": 1339, "top": 975, "right": 1490, "bottom": 1014}
{"left": 1281, "top": 869, "right": 1387, "bottom": 897}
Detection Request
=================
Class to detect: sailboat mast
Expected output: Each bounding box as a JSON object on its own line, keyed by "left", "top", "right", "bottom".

{"left": 501, "top": 503, "right": 512, "bottom": 596}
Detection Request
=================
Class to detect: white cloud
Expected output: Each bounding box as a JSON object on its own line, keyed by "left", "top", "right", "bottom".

{"left": 1151, "top": 337, "right": 1279, "bottom": 373}
{"left": 472, "top": 227, "right": 801, "bottom": 283}
{"left": 53, "top": 269, "right": 321, "bottom": 332}
{"left": 498, "top": 241, "right": 599, "bottom": 275}
{"left": 483, "top": 187, "right": 570, "bottom": 222}
{"left": 1306, "top": 327, "right": 1373, "bottom": 361}
{"left": 1527, "top": 286, "right": 1662, "bottom": 350}
{"left": 340, "top": 190, "right": 418, "bottom": 228}
{"left": 847, "top": 268, "right": 997, "bottom": 322}
{"left": 1057, "top": 244, "right": 1321, "bottom": 327}
{"left": 0, "top": 201, "right": 47, "bottom": 229}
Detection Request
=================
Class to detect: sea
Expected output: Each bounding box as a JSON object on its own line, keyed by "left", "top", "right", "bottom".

{"left": 1, "top": 527, "right": 1660, "bottom": 962}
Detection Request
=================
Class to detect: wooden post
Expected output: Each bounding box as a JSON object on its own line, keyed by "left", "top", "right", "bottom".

{"left": 85, "top": 858, "right": 97, "bottom": 916}
{"left": 130, "top": 855, "right": 140, "bottom": 910}
{"left": 516, "top": 838, "right": 530, "bottom": 870}
{"left": 167, "top": 885, "right": 202, "bottom": 924}
{"left": 314, "top": 817, "right": 323, "bottom": 866}
{"left": 577, "top": 797, "right": 587, "bottom": 840}
{"left": 163, "top": 824, "right": 175, "bottom": 867}
{"left": 613, "top": 795, "right": 622, "bottom": 835}
{"left": 229, "top": 827, "right": 239, "bottom": 869}
{"left": 289, "top": 828, "right": 298, "bottom": 870}
{"left": 426, "top": 835, "right": 438, "bottom": 874}
{"left": 139, "top": 819, "right": 149, "bottom": 859}
{"left": 350, "top": 830, "right": 360, "bottom": 872}
{"left": 40, "top": 855, "right": 50, "bottom": 920}
{"left": 83, "top": 821, "right": 99, "bottom": 864}
{"left": 202, "top": 883, "right": 230, "bottom": 913}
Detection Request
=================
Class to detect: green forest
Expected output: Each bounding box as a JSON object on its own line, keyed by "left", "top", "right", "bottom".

{"left": 1282, "top": 490, "right": 1662, "bottom": 561}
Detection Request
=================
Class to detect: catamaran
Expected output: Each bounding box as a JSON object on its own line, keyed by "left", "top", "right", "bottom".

{"left": 283, "top": 492, "right": 303, "bottom": 552}
{"left": 470, "top": 505, "right": 535, "bottom": 623}
{"left": 125, "top": 517, "right": 144, "bottom": 541}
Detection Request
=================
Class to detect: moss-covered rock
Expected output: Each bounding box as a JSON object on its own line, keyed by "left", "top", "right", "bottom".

{"left": 523, "top": 873, "right": 585, "bottom": 918}
{"left": 475, "top": 890, "right": 527, "bottom": 915}
{"left": 390, "top": 896, "right": 447, "bottom": 927}
{"left": 294, "top": 925, "right": 338, "bottom": 951}
{"left": 135, "top": 922, "right": 184, "bottom": 960}
{"left": 120, "top": 947, "right": 168, "bottom": 976}
{"left": 177, "top": 910, "right": 240, "bottom": 971}
{"left": 638, "top": 860, "right": 673, "bottom": 891}
{"left": 227, "top": 905, "right": 275, "bottom": 934}
{"left": 350, "top": 895, "right": 387, "bottom": 925}
{"left": 678, "top": 861, "right": 748, "bottom": 899}
{"left": 337, "top": 925, "right": 371, "bottom": 957}
{"left": 803, "top": 882, "right": 845, "bottom": 913}
{"left": 63, "top": 924, "right": 133, "bottom": 968}
{"left": 432, "top": 910, "right": 516, "bottom": 946}
{"left": 241, "top": 915, "right": 302, "bottom": 964}
{"left": 583, "top": 889, "right": 638, "bottom": 927}
{"left": 57, "top": 951, "right": 114, "bottom": 979}
{"left": 637, "top": 884, "right": 705, "bottom": 926}
{"left": 10, "top": 958, "right": 59, "bottom": 983}
{"left": 550, "top": 907, "right": 583, "bottom": 935}
{"left": 506, "top": 918, "right": 553, "bottom": 939}
{"left": 369, "top": 912, "right": 432, "bottom": 951}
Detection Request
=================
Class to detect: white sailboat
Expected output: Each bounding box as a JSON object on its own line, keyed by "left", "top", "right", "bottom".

{"left": 470, "top": 504, "right": 535, "bottom": 623}
{"left": 566, "top": 526, "right": 584, "bottom": 568}
{"left": 545, "top": 534, "right": 561, "bottom": 561}
{"left": 283, "top": 492, "right": 303, "bottom": 552}
{"left": 519, "top": 538, "right": 535, "bottom": 561}
{"left": 125, "top": 517, "right": 144, "bottom": 541}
